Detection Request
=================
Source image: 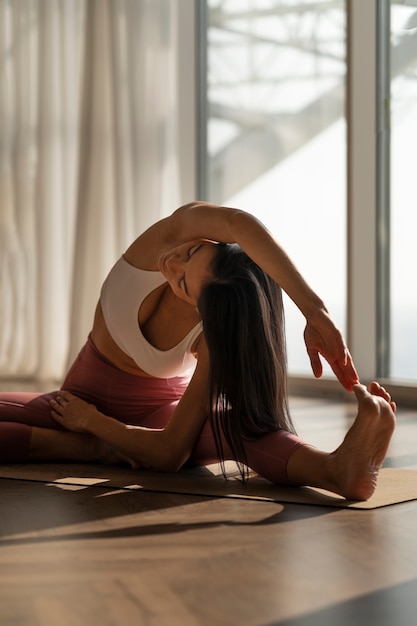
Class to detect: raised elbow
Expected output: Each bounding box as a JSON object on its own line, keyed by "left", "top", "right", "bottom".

{"left": 229, "top": 207, "right": 259, "bottom": 234}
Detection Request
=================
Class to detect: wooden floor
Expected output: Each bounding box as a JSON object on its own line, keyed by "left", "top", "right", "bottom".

{"left": 1, "top": 390, "right": 417, "bottom": 626}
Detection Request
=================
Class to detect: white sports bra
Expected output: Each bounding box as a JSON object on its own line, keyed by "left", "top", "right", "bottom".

{"left": 100, "top": 256, "right": 203, "bottom": 378}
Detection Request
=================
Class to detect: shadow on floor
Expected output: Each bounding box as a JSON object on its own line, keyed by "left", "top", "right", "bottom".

{"left": 0, "top": 477, "right": 331, "bottom": 546}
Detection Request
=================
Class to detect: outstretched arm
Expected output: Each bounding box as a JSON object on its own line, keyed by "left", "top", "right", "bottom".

{"left": 166, "top": 203, "right": 358, "bottom": 390}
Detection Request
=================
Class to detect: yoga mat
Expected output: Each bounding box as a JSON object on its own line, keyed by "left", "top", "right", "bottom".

{"left": 0, "top": 463, "right": 416, "bottom": 509}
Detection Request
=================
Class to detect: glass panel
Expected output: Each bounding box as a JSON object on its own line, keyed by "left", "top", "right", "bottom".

{"left": 205, "top": 0, "right": 346, "bottom": 374}
{"left": 390, "top": 1, "right": 417, "bottom": 381}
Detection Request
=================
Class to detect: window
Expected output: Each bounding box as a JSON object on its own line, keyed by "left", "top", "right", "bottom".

{"left": 202, "top": 0, "right": 347, "bottom": 375}
{"left": 198, "top": 0, "right": 417, "bottom": 396}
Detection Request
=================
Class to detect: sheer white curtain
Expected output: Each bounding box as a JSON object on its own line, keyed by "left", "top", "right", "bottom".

{"left": 0, "top": 0, "right": 182, "bottom": 381}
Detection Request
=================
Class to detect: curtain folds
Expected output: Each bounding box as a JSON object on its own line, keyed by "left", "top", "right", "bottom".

{"left": 0, "top": 0, "right": 182, "bottom": 380}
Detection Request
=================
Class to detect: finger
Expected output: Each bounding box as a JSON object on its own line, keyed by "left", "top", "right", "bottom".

{"left": 53, "top": 396, "right": 66, "bottom": 408}
{"left": 50, "top": 408, "right": 62, "bottom": 422}
{"left": 58, "top": 390, "right": 73, "bottom": 401}
{"left": 334, "top": 355, "right": 359, "bottom": 388}
{"left": 50, "top": 400, "right": 65, "bottom": 418}
{"left": 330, "top": 364, "right": 350, "bottom": 390}
{"left": 308, "top": 350, "right": 323, "bottom": 379}
{"left": 50, "top": 409, "right": 71, "bottom": 430}
{"left": 345, "top": 352, "right": 359, "bottom": 381}
{"left": 337, "top": 345, "right": 348, "bottom": 366}
{"left": 329, "top": 332, "right": 348, "bottom": 366}
{"left": 331, "top": 360, "right": 358, "bottom": 391}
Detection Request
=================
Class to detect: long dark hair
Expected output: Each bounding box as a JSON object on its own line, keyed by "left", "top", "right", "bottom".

{"left": 197, "top": 244, "right": 296, "bottom": 480}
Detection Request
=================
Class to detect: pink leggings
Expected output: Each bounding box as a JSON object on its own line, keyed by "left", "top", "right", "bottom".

{"left": 0, "top": 336, "right": 305, "bottom": 484}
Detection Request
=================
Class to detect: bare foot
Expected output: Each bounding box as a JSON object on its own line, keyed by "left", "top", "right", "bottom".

{"left": 327, "top": 382, "right": 396, "bottom": 500}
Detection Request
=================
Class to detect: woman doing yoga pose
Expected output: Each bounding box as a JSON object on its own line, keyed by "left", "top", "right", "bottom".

{"left": 0, "top": 203, "right": 396, "bottom": 500}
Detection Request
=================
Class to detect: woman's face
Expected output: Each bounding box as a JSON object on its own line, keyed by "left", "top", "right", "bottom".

{"left": 159, "top": 240, "right": 218, "bottom": 306}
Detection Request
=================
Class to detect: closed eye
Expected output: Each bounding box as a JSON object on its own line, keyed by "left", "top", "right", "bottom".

{"left": 187, "top": 244, "right": 202, "bottom": 259}
{"left": 180, "top": 243, "right": 205, "bottom": 297}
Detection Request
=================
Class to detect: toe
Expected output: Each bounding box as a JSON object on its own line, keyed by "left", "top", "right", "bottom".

{"left": 353, "top": 383, "right": 368, "bottom": 401}
{"left": 368, "top": 381, "right": 391, "bottom": 403}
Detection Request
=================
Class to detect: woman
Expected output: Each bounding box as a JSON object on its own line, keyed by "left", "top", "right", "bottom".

{"left": 0, "top": 202, "right": 396, "bottom": 500}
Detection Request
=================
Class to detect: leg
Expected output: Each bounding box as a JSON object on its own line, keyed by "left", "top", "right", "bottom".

{"left": 28, "top": 427, "right": 133, "bottom": 465}
{"left": 0, "top": 335, "right": 187, "bottom": 464}
{"left": 0, "top": 392, "right": 123, "bottom": 464}
{"left": 0, "top": 391, "right": 61, "bottom": 428}
{"left": 0, "top": 391, "right": 181, "bottom": 465}
{"left": 189, "top": 419, "right": 304, "bottom": 484}
{"left": 0, "top": 423, "right": 32, "bottom": 462}
{"left": 0, "top": 391, "right": 62, "bottom": 463}
{"left": 189, "top": 382, "right": 396, "bottom": 501}
{"left": 0, "top": 393, "right": 102, "bottom": 464}
{"left": 28, "top": 428, "right": 104, "bottom": 463}
{"left": 286, "top": 382, "right": 396, "bottom": 500}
